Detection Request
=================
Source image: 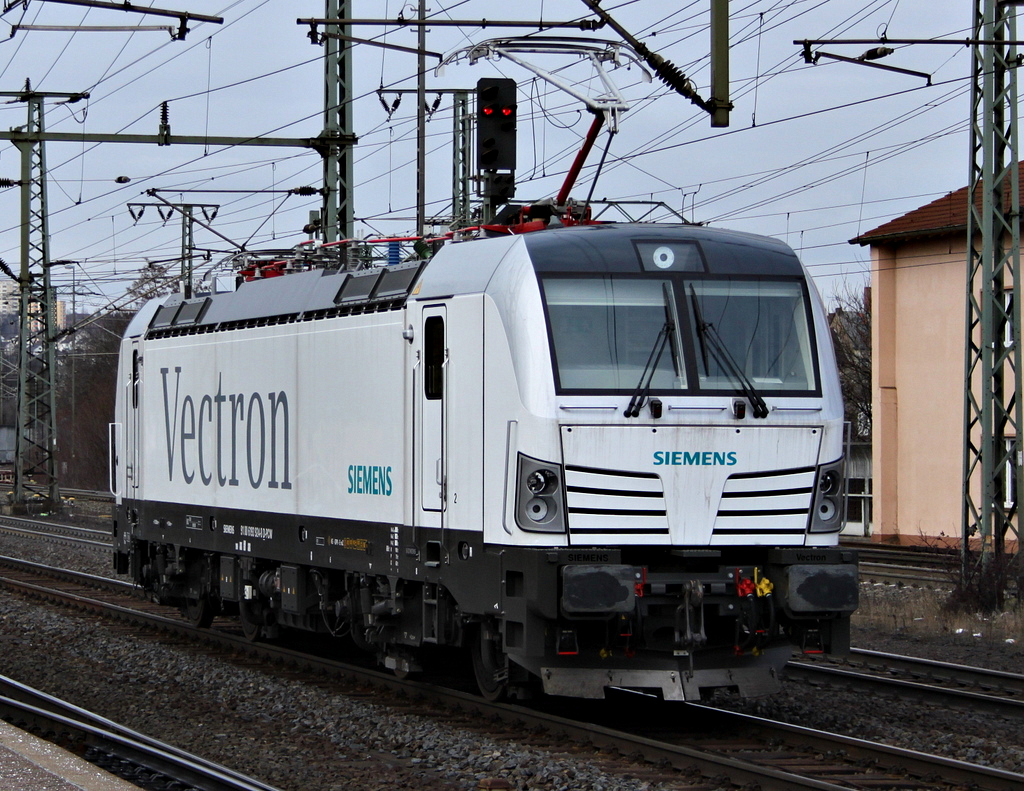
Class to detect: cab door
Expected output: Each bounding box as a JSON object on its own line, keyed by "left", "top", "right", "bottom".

{"left": 125, "top": 341, "right": 142, "bottom": 496}
{"left": 418, "top": 306, "right": 446, "bottom": 516}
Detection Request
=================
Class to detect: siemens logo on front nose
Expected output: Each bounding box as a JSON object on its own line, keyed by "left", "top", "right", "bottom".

{"left": 653, "top": 451, "right": 738, "bottom": 466}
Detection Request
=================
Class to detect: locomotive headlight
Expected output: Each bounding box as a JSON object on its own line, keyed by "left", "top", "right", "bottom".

{"left": 817, "top": 498, "right": 838, "bottom": 521}
{"left": 809, "top": 458, "right": 846, "bottom": 533}
{"left": 819, "top": 470, "right": 841, "bottom": 496}
{"left": 516, "top": 454, "right": 567, "bottom": 533}
{"left": 525, "top": 497, "right": 550, "bottom": 521}
{"left": 526, "top": 468, "right": 557, "bottom": 495}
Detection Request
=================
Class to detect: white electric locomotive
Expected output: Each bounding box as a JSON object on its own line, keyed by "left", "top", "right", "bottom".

{"left": 111, "top": 222, "right": 857, "bottom": 701}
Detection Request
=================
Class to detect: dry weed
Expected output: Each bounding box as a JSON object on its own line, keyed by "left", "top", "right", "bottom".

{"left": 856, "top": 582, "right": 1024, "bottom": 647}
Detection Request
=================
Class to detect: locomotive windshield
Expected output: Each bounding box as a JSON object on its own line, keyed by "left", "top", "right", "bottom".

{"left": 542, "top": 277, "right": 685, "bottom": 391}
{"left": 687, "top": 279, "right": 816, "bottom": 392}
{"left": 541, "top": 274, "right": 819, "bottom": 396}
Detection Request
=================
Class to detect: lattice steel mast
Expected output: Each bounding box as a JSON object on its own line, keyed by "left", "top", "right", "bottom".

{"left": 321, "top": 0, "right": 354, "bottom": 242}
{"left": 3, "top": 86, "right": 81, "bottom": 511}
{"left": 962, "top": 0, "right": 1022, "bottom": 581}
{"left": 452, "top": 90, "right": 472, "bottom": 228}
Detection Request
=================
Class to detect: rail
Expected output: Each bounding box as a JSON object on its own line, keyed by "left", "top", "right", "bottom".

{"left": 0, "top": 513, "right": 112, "bottom": 548}
{"left": 0, "top": 674, "right": 283, "bottom": 791}
{"left": 788, "top": 648, "right": 1024, "bottom": 718}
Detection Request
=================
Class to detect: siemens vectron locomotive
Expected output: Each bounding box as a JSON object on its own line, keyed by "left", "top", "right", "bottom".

{"left": 111, "top": 223, "right": 857, "bottom": 701}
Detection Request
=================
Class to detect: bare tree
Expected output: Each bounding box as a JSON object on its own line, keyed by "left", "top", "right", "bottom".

{"left": 123, "top": 261, "right": 178, "bottom": 310}
{"left": 54, "top": 265, "right": 176, "bottom": 490}
{"left": 829, "top": 285, "right": 871, "bottom": 440}
{"left": 55, "top": 311, "right": 131, "bottom": 490}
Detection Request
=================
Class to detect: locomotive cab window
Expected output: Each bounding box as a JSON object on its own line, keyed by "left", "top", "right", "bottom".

{"left": 542, "top": 277, "right": 685, "bottom": 392}
{"left": 131, "top": 349, "right": 140, "bottom": 409}
{"left": 687, "top": 278, "right": 818, "bottom": 393}
{"left": 424, "top": 315, "right": 444, "bottom": 400}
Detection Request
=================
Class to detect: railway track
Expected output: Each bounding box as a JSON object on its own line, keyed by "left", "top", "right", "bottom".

{"left": 0, "top": 513, "right": 112, "bottom": 548}
{"left": 788, "top": 647, "right": 1024, "bottom": 718}
{"left": 0, "top": 554, "right": 1021, "bottom": 791}
{"left": 0, "top": 673, "right": 283, "bottom": 791}
{"left": 60, "top": 488, "right": 115, "bottom": 503}
{"left": 858, "top": 559, "right": 955, "bottom": 587}
{"left": 0, "top": 487, "right": 111, "bottom": 501}
{"left": 845, "top": 541, "right": 960, "bottom": 587}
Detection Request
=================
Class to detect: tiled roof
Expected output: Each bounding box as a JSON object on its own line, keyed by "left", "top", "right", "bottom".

{"left": 850, "top": 162, "right": 1024, "bottom": 246}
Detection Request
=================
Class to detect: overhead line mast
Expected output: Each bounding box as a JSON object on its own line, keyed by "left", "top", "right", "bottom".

{"left": 962, "top": 0, "right": 1021, "bottom": 593}
{"left": 321, "top": 1, "right": 355, "bottom": 242}
{"left": 1, "top": 86, "right": 71, "bottom": 511}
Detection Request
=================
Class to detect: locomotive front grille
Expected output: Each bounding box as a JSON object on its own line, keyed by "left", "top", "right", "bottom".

{"left": 711, "top": 466, "right": 815, "bottom": 544}
{"left": 564, "top": 465, "right": 670, "bottom": 536}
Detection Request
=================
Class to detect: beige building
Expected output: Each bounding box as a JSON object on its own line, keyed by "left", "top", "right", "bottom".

{"left": 852, "top": 175, "right": 1020, "bottom": 548}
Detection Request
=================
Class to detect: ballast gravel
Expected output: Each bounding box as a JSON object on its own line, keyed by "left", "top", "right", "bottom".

{"left": 3, "top": 528, "right": 1024, "bottom": 789}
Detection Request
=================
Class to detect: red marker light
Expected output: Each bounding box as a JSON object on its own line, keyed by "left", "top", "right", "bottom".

{"left": 501, "top": 106, "right": 513, "bottom": 116}
{"left": 482, "top": 106, "right": 495, "bottom": 116}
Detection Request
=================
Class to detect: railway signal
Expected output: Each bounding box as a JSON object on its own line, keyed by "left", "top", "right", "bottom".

{"left": 476, "top": 77, "right": 517, "bottom": 171}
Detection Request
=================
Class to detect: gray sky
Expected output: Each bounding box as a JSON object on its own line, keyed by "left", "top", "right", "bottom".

{"left": 0, "top": 1, "right": 977, "bottom": 311}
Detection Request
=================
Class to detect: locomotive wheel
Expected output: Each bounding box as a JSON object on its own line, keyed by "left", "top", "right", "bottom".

{"left": 470, "top": 627, "right": 508, "bottom": 702}
{"left": 239, "top": 600, "right": 262, "bottom": 642}
{"left": 183, "top": 556, "right": 214, "bottom": 628}
{"left": 184, "top": 593, "right": 214, "bottom": 628}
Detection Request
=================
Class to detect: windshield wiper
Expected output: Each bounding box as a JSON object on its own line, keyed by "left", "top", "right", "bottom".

{"left": 624, "top": 318, "right": 674, "bottom": 417}
{"left": 688, "top": 285, "right": 769, "bottom": 419}
{"left": 625, "top": 283, "right": 678, "bottom": 418}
